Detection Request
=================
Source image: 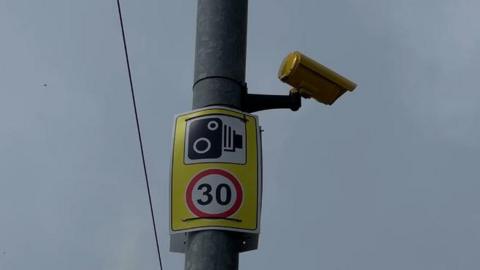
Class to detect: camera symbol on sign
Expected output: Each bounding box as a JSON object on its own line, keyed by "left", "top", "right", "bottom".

{"left": 185, "top": 116, "right": 246, "bottom": 164}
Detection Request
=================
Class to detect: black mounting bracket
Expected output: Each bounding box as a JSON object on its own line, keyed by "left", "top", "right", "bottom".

{"left": 244, "top": 90, "right": 301, "bottom": 113}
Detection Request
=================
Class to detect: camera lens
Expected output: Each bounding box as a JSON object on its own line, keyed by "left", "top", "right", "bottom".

{"left": 193, "top": 137, "right": 211, "bottom": 154}
{"left": 207, "top": 120, "right": 219, "bottom": 131}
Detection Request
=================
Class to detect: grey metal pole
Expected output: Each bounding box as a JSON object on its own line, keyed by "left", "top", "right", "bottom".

{"left": 192, "top": 0, "right": 248, "bottom": 110}
{"left": 186, "top": 0, "right": 248, "bottom": 269}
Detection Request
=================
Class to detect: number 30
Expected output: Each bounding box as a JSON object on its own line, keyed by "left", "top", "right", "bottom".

{"left": 197, "top": 183, "right": 232, "bottom": 206}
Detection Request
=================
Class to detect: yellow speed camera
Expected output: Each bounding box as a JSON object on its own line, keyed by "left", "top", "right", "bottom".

{"left": 278, "top": 51, "right": 357, "bottom": 105}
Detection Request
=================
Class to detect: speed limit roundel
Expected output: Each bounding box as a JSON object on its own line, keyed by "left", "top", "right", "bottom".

{"left": 186, "top": 169, "right": 243, "bottom": 218}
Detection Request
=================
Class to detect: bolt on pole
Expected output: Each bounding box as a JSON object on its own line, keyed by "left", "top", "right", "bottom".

{"left": 186, "top": 0, "right": 248, "bottom": 270}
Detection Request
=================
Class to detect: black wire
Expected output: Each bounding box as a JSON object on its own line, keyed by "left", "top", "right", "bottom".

{"left": 115, "top": 1, "right": 163, "bottom": 269}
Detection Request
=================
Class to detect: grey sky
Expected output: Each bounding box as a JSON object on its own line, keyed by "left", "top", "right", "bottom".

{"left": 1, "top": 0, "right": 479, "bottom": 269}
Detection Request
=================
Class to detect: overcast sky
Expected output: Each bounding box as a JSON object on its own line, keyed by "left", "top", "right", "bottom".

{"left": 1, "top": 0, "right": 479, "bottom": 269}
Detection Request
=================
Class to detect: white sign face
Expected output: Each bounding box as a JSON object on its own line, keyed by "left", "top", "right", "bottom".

{"left": 184, "top": 115, "right": 246, "bottom": 164}
{"left": 185, "top": 169, "right": 243, "bottom": 219}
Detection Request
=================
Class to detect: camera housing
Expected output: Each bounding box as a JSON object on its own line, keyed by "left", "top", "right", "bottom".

{"left": 278, "top": 51, "right": 357, "bottom": 105}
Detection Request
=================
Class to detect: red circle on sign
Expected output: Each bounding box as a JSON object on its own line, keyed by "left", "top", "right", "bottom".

{"left": 186, "top": 169, "right": 243, "bottom": 218}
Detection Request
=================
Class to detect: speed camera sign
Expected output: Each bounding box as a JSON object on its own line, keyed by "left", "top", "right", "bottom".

{"left": 170, "top": 107, "right": 261, "bottom": 237}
